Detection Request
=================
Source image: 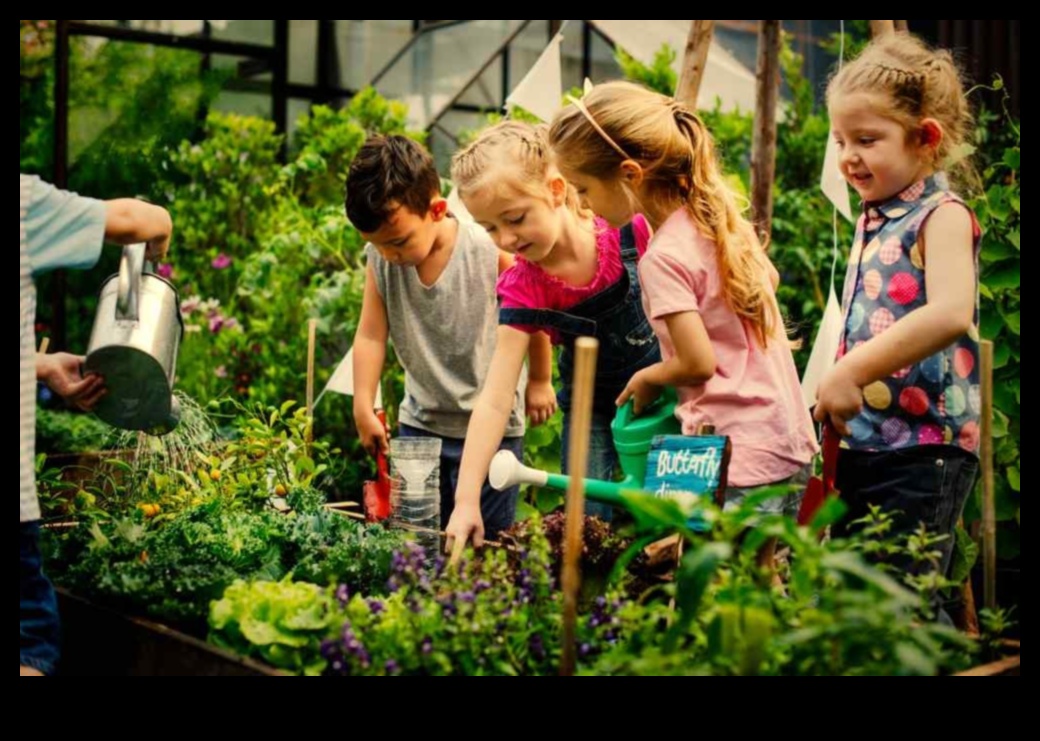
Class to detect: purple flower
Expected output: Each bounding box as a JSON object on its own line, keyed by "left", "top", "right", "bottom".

{"left": 421, "top": 637, "right": 433, "bottom": 656}
{"left": 385, "top": 660, "right": 400, "bottom": 675}
{"left": 579, "top": 643, "right": 593, "bottom": 659}
{"left": 529, "top": 635, "right": 546, "bottom": 662}
{"left": 367, "top": 599, "right": 385, "bottom": 615}
{"left": 211, "top": 253, "right": 232, "bottom": 270}
{"left": 335, "top": 585, "right": 350, "bottom": 606}
{"left": 458, "top": 591, "right": 476, "bottom": 604}
{"left": 157, "top": 263, "right": 174, "bottom": 279}
{"left": 209, "top": 315, "right": 224, "bottom": 334}
{"left": 180, "top": 296, "right": 201, "bottom": 315}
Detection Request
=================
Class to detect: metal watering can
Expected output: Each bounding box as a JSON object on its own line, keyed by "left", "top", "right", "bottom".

{"left": 84, "top": 243, "right": 183, "bottom": 435}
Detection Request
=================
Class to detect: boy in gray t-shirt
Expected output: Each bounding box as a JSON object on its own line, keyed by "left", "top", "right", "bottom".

{"left": 347, "top": 136, "right": 553, "bottom": 543}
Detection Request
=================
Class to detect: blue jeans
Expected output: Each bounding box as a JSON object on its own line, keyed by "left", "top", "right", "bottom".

{"left": 399, "top": 425, "right": 523, "bottom": 541}
{"left": 562, "top": 410, "right": 620, "bottom": 522}
{"left": 725, "top": 466, "right": 812, "bottom": 517}
{"left": 20, "top": 522, "right": 60, "bottom": 675}
{"left": 834, "top": 445, "right": 979, "bottom": 578}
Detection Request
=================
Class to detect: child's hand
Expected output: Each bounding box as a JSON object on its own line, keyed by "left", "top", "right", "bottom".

{"left": 145, "top": 234, "right": 170, "bottom": 264}
{"left": 814, "top": 364, "right": 863, "bottom": 437}
{"left": 37, "top": 353, "right": 107, "bottom": 411}
{"left": 616, "top": 369, "right": 663, "bottom": 416}
{"left": 525, "top": 379, "right": 557, "bottom": 427}
{"left": 445, "top": 502, "right": 485, "bottom": 552}
{"left": 357, "top": 410, "right": 390, "bottom": 456}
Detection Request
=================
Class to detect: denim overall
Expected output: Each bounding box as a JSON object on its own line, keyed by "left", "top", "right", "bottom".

{"left": 499, "top": 225, "right": 661, "bottom": 520}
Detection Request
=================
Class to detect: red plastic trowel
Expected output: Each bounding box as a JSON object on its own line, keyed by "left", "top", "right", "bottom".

{"left": 363, "top": 410, "right": 392, "bottom": 522}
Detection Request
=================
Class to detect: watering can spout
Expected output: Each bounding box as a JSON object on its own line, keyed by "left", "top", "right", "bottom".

{"left": 489, "top": 451, "right": 548, "bottom": 491}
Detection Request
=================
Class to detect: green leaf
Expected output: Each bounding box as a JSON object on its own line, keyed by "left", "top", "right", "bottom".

{"left": 1008, "top": 228, "right": 1020, "bottom": 250}
{"left": 821, "top": 551, "right": 917, "bottom": 604}
{"left": 993, "top": 343, "right": 1012, "bottom": 370}
{"left": 984, "top": 263, "right": 1020, "bottom": 291}
{"left": 991, "top": 409, "right": 1010, "bottom": 438}
{"left": 986, "top": 186, "right": 1011, "bottom": 223}
{"left": 980, "top": 237, "right": 1017, "bottom": 263}
{"left": 895, "top": 643, "right": 938, "bottom": 676}
{"left": 514, "top": 500, "right": 538, "bottom": 522}
{"left": 1007, "top": 466, "right": 1020, "bottom": 493}
{"left": 949, "top": 526, "right": 980, "bottom": 584}
{"left": 524, "top": 423, "right": 554, "bottom": 448}
{"left": 995, "top": 479, "right": 1018, "bottom": 522}
{"left": 1003, "top": 311, "right": 1021, "bottom": 336}
{"left": 536, "top": 488, "right": 563, "bottom": 515}
{"left": 665, "top": 542, "right": 732, "bottom": 652}
{"left": 1003, "top": 148, "right": 1020, "bottom": 171}
{"left": 979, "top": 311, "right": 1004, "bottom": 341}
{"left": 620, "top": 491, "right": 697, "bottom": 533}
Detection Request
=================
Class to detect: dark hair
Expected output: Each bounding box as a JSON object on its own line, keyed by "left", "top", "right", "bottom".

{"left": 345, "top": 135, "right": 441, "bottom": 233}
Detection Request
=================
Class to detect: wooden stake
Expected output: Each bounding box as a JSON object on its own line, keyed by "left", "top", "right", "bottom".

{"left": 38, "top": 337, "right": 50, "bottom": 355}
{"left": 675, "top": 20, "right": 715, "bottom": 107}
{"left": 955, "top": 655, "right": 1021, "bottom": 677}
{"left": 306, "top": 319, "right": 318, "bottom": 445}
{"left": 751, "top": 20, "right": 782, "bottom": 245}
{"left": 870, "top": 20, "right": 897, "bottom": 38}
{"left": 894, "top": 20, "right": 909, "bottom": 32}
{"left": 560, "top": 337, "right": 599, "bottom": 677}
{"left": 980, "top": 340, "right": 997, "bottom": 611}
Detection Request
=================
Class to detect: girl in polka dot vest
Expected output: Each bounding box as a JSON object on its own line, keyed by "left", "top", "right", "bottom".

{"left": 816, "top": 33, "right": 983, "bottom": 589}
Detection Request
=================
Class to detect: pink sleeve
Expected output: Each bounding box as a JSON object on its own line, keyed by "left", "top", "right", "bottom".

{"left": 639, "top": 249, "right": 702, "bottom": 320}
{"left": 497, "top": 264, "right": 554, "bottom": 338}
{"left": 632, "top": 214, "right": 652, "bottom": 259}
{"left": 497, "top": 264, "right": 537, "bottom": 310}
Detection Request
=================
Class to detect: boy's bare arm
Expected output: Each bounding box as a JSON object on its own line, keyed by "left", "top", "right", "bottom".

{"left": 353, "top": 263, "right": 391, "bottom": 454}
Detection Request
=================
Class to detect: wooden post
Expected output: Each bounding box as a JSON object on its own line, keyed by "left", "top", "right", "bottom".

{"left": 894, "top": 20, "right": 909, "bottom": 32}
{"left": 306, "top": 319, "right": 318, "bottom": 445}
{"left": 560, "top": 337, "right": 599, "bottom": 677}
{"left": 980, "top": 340, "right": 997, "bottom": 611}
{"left": 675, "top": 20, "right": 715, "bottom": 107}
{"left": 870, "top": 20, "right": 897, "bottom": 38}
{"left": 751, "top": 20, "right": 782, "bottom": 245}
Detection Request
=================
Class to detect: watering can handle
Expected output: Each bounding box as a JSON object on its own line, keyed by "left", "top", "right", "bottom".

{"left": 615, "top": 388, "right": 672, "bottom": 425}
{"left": 116, "top": 243, "right": 146, "bottom": 322}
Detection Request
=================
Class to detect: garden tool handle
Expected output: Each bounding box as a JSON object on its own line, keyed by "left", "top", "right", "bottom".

{"left": 116, "top": 243, "right": 146, "bottom": 322}
{"left": 375, "top": 410, "right": 389, "bottom": 476}
{"left": 821, "top": 422, "right": 840, "bottom": 496}
{"left": 449, "top": 534, "right": 467, "bottom": 568}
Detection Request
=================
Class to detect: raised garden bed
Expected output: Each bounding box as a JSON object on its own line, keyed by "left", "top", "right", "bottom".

{"left": 57, "top": 589, "right": 285, "bottom": 677}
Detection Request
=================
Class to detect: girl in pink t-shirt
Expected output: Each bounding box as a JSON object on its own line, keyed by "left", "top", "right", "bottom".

{"left": 445, "top": 121, "right": 660, "bottom": 550}
{"left": 550, "top": 82, "right": 818, "bottom": 523}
